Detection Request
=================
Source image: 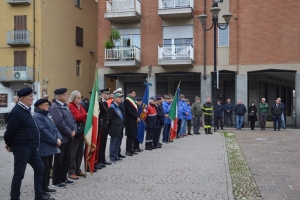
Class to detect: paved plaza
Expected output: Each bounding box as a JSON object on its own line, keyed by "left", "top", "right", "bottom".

{"left": 0, "top": 130, "right": 233, "bottom": 200}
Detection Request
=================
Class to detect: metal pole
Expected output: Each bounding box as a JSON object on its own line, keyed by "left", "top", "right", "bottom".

{"left": 213, "top": 17, "right": 218, "bottom": 132}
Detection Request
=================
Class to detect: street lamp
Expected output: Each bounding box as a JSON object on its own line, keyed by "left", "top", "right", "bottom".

{"left": 198, "top": 3, "right": 232, "bottom": 132}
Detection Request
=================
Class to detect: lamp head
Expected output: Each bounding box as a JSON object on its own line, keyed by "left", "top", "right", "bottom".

{"left": 210, "top": 7, "right": 221, "bottom": 18}
{"left": 222, "top": 13, "right": 233, "bottom": 24}
{"left": 198, "top": 14, "right": 208, "bottom": 25}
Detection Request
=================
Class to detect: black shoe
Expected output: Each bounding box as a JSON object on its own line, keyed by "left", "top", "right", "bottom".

{"left": 145, "top": 146, "right": 152, "bottom": 151}
{"left": 177, "top": 134, "right": 181, "bottom": 138}
{"left": 86, "top": 169, "right": 97, "bottom": 173}
{"left": 131, "top": 151, "right": 138, "bottom": 154}
{"left": 35, "top": 196, "right": 55, "bottom": 200}
{"left": 116, "top": 157, "right": 123, "bottom": 161}
{"left": 187, "top": 133, "right": 193, "bottom": 135}
{"left": 102, "top": 161, "right": 112, "bottom": 165}
{"left": 134, "top": 148, "right": 142, "bottom": 152}
{"left": 118, "top": 154, "right": 126, "bottom": 158}
{"left": 221, "top": 128, "right": 224, "bottom": 130}
{"left": 156, "top": 145, "right": 162, "bottom": 148}
{"left": 52, "top": 183, "right": 66, "bottom": 188}
{"left": 96, "top": 163, "right": 105, "bottom": 168}
{"left": 46, "top": 188, "right": 56, "bottom": 194}
{"left": 65, "top": 179, "right": 74, "bottom": 184}
{"left": 43, "top": 193, "right": 50, "bottom": 199}
{"left": 95, "top": 164, "right": 103, "bottom": 169}
{"left": 125, "top": 152, "right": 133, "bottom": 156}
{"left": 152, "top": 146, "right": 157, "bottom": 149}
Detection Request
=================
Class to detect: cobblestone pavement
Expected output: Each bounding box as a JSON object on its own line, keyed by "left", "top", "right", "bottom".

{"left": 0, "top": 131, "right": 233, "bottom": 200}
{"left": 232, "top": 128, "right": 300, "bottom": 200}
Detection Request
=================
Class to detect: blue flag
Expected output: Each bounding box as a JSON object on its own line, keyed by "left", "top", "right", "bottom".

{"left": 136, "top": 82, "right": 149, "bottom": 144}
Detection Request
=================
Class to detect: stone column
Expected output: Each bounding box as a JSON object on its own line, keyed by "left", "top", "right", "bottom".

{"left": 98, "top": 73, "right": 105, "bottom": 90}
{"left": 235, "top": 74, "right": 248, "bottom": 125}
{"left": 295, "top": 73, "right": 300, "bottom": 128}
{"left": 201, "top": 74, "right": 212, "bottom": 102}
{"left": 148, "top": 73, "right": 156, "bottom": 98}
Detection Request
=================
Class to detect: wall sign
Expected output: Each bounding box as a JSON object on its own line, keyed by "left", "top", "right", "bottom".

{"left": 0, "top": 94, "right": 8, "bottom": 107}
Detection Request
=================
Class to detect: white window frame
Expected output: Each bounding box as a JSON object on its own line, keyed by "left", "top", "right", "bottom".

{"left": 218, "top": 24, "right": 229, "bottom": 47}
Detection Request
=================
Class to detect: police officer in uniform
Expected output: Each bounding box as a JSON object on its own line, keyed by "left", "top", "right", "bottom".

{"left": 95, "top": 88, "right": 112, "bottom": 169}
{"left": 4, "top": 88, "right": 54, "bottom": 200}
{"left": 153, "top": 96, "right": 164, "bottom": 148}
{"left": 145, "top": 97, "right": 157, "bottom": 150}
{"left": 202, "top": 98, "right": 213, "bottom": 134}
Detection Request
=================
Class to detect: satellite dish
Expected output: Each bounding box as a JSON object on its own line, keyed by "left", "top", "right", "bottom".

{"left": 14, "top": 72, "right": 20, "bottom": 79}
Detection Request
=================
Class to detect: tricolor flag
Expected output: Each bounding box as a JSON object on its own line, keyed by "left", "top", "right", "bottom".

{"left": 136, "top": 82, "right": 149, "bottom": 144}
{"left": 84, "top": 72, "right": 99, "bottom": 174}
{"left": 169, "top": 85, "right": 180, "bottom": 141}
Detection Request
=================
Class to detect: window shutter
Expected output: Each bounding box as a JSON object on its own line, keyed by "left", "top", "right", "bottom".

{"left": 14, "top": 51, "right": 26, "bottom": 66}
{"left": 76, "top": 26, "right": 83, "bottom": 46}
{"left": 14, "top": 15, "right": 27, "bottom": 30}
{"left": 14, "top": 51, "right": 20, "bottom": 66}
{"left": 20, "top": 51, "right": 26, "bottom": 66}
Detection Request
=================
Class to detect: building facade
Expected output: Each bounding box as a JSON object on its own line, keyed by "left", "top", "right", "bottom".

{"left": 98, "top": 0, "right": 300, "bottom": 127}
{"left": 0, "top": 0, "right": 98, "bottom": 113}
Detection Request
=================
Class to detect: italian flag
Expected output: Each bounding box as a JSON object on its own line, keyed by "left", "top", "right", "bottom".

{"left": 169, "top": 87, "right": 179, "bottom": 141}
{"left": 84, "top": 72, "right": 99, "bottom": 174}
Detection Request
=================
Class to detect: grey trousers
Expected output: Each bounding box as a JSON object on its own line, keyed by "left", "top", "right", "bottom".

{"left": 193, "top": 115, "right": 201, "bottom": 133}
{"left": 260, "top": 113, "right": 267, "bottom": 129}
{"left": 68, "top": 136, "right": 84, "bottom": 175}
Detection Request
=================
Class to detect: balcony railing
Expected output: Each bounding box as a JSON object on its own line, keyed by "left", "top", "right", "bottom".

{"left": 106, "top": 0, "right": 141, "bottom": 14}
{"left": 158, "top": 0, "right": 193, "bottom": 9}
{"left": 7, "top": 0, "right": 30, "bottom": 5}
{"left": 7, "top": 30, "right": 31, "bottom": 46}
{"left": 0, "top": 66, "right": 33, "bottom": 82}
{"left": 158, "top": 44, "right": 194, "bottom": 60}
{"left": 104, "top": 46, "right": 141, "bottom": 67}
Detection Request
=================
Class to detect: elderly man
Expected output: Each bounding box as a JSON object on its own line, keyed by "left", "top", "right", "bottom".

{"left": 271, "top": 99, "right": 284, "bottom": 131}
{"left": 277, "top": 98, "right": 286, "bottom": 129}
{"left": 224, "top": 99, "right": 233, "bottom": 127}
{"left": 4, "top": 88, "right": 53, "bottom": 200}
{"left": 234, "top": 100, "right": 247, "bottom": 130}
{"left": 33, "top": 98, "right": 62, "bottom": 197}
{"left": 191, "top": 96, "right": 202, "bottom": 134}
{"left": 259, "top": 98, "right": 268, "bottom": 130}
{"left": 49, "top": 88, "right": 77, "bottom": 188}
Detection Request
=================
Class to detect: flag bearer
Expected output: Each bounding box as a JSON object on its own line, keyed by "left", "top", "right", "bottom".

{"left": 202, "top": 98, "right": 213, "bottom": 134}
{"left": 145, "top": 97, "right": 157, "bottom": 150}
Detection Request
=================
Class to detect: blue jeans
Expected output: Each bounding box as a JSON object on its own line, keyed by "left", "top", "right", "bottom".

{"left": 162, "top": 124, "right": 171, "bottom": 142}
{"left": 273, "top": 115, "right": 282, "bottom": 130}
{"left": 236, "top": 115, "right": 244, "bottom": 129}
{"left": 179, "top": 118, "right": 187, "bottom": 135}
{"left": 11, "top": 146, "right": 44, "bottom": 200}
{"left": 110, "top": 136, "right": 121, "bottom": 161}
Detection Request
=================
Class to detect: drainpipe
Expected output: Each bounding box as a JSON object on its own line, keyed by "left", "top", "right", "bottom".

{"left": 203, "top": 0, "right": 207, "bottom": 80}
{"left": 33, "top": 0, "right": 36, "bottom": 81}
{"left": 236, "top": 0, "right": 239, "bottom": 73}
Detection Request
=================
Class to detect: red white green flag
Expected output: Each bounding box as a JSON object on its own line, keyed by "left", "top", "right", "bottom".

{"left": 169, "top": 85, "right": 180, "bottom": 141}
{"left": 84, "top": 71, "right": 99, "bottom": 174}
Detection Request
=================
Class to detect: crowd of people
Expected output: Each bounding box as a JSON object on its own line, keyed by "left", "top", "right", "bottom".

{"left": 3, "top": 86, "right": 287, "bottom": 200}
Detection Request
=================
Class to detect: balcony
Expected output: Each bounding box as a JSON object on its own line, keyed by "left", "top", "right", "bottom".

{"left": 104, "top": 0, "right": 141, "bottom": 23}
{"left": 7, "top": 0, "right": 30, "bottom": 5}
{"left": 7, "top": 30, "right": 31, "bottom": 46}
{"left": 158, "top": 44, "right": 194, "bottom": 67}
{"left": 158, "top": 0, "right": 194, "bottom": 19}
{"left": 104, "top": 46, "right": 141, "bottom": 68}
{"left": 0, "top": 66, "right": 33, "bottom": 82}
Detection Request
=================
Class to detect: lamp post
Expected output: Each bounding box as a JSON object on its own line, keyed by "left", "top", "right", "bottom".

{"left": 198, "top": 2, "right": 232, "bottom": 132}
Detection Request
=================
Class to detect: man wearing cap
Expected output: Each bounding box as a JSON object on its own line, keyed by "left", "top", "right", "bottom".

{"left": 43, "top": 95, "right": 52, "bottom": 107}
{"left": 124, "top": 90, "right": 140, "bottom": 156}
{"left": 191, "top": 96, "right": 202, "bottom": 134}
{"left": 162, "top": 95, "right": 172, "bottom": 143}
{"left": 49, "top": 88, "right": 77, "bottom": 188}
{"left": 153, "top": 96, "right": 164, "bottom": 148}
{"left": 33, "top": 98, "right": 62, "bottom": 197}
{"left": 4, "top": 88, "right": 54, "bottom": 200}
{"left": 145, "top": 97, "right": 157, "bottom": 150}
{"left": 95, "top": 88, "right": 111, "bottom": 170}
{"left": 108, "top": 93, "right": 124, "bottom": 163}
{"left": 134, "top": 97, "right": 143, "bottom": 152}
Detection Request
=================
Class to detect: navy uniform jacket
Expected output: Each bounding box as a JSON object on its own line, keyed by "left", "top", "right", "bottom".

{"left": 33, "top": 107, "right": 62, "bottom": 157}
{"left": 4, "top": 103, "right": 40, "bottom": 149}
{"left": 99, "top": 98, "right": 109, "bottom": 129}
{"left": 49, "top": 101, "right": 77, "bottom": 144}
{"left": 156, "top": 104, "right": 165, "bottom": 126}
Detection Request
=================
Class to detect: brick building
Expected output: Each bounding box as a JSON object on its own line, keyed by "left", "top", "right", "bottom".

{"left": 97, "top": 0, "right": 300, "bottom": 127}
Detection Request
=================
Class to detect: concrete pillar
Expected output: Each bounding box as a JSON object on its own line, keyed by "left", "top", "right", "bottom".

{"left": 98, "top": 73, "right": 105, "bottom": 90}
{"left": 235, "top": 74, "right": 248, "bottom": 124}
{"left": 295, "top": 73, "right": 300, "bottom": 128}
{"left": 201, "top": 74, "right": 212, "bottom": 102}
{"left": 148, "top": 73, "right": 156, "bottom": 98}
{"left": 116, "top": 79, "right": 124, "bottom": 90}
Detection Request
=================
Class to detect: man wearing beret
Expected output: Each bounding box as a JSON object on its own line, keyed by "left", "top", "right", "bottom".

{"left": 4, "top": 88, "right": 54, "bottom": 200}
{"left": 95, "top": 88, "right": 111, "bottom": 170}
{"left": 33, "top": 98, "right": 62, "bottom": 197}
{"left": 49, "top": 88, "right": 77, "bottom": 188}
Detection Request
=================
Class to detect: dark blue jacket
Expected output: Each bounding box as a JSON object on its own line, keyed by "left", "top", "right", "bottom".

{"left": 224, "top": 103, "right": 233, "bottom": 114}
{"left": 4, "top": 103, "right": 40, "bottom": 149}
{"left": 162, "top": 101, "right": 171, "bottom": 124}
{"left": 49, "top": 101, "right": 77, "bottom": 144}
{"left": 156, "top": 103, "right": 165, "bottom": 126}
{"left": 186, "top": 104, "right": 192, "bottom": 120}
{"left": 216, "top": 104, "right": 224, "bottom": 118}
{"left": 33, "top": 108, "right": 62, "bottom": 157}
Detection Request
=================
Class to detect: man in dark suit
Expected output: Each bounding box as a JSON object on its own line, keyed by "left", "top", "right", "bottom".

{"left": 270, "top": 99, "right": 284, "bottom": 131}
{"left": 4, "top": 88, "right": 54, "bottom": 200}
{"left": 124, "top": 90, "right": 140, "bottom": 156}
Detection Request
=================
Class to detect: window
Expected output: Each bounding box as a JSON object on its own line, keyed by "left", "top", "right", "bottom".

{"left": 76, "top": 60, "right": 81, "bottom": 76}
{"left": 14, "top": 15, "right": 27, "bottom": 30}
{"left": 14, "top": 51, "right": 26, "bottom": 66}
{"left": 218, "top": 24, "right": 229, "bottom": 47}
{"left": 75, "top": 0, "right": 81, "bottom": 8}
{"left": 76, "top": 26, "right": 83, "bottom": 46}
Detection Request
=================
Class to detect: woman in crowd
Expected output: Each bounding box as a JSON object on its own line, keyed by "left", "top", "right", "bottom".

{"left": 68, "top": 90, "right": 87, "bottom": 179}
{"left": 248, "top": 101, "right": 258, "bottom": 130}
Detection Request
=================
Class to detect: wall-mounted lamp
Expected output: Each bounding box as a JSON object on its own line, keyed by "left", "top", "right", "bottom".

{"left": 42, "top": 78, "right": 49, "bottom": 89}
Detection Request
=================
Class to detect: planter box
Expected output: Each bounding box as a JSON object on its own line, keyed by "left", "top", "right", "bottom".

{"left": 265, "top": 121, "right": 273, "bottom": 128}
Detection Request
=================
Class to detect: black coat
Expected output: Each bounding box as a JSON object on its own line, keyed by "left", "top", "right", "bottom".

{"left": 4, "top": 103, "right": 40, "bottom": 149}
{"left": 99, "top": 98, "right": 109, "bottom": 129}
{"left": 156, "top": 104, "right": 164, "bottom": 126}
{"left": 248, "top": 105, "right": 258, "bottom": 122}
{"left": 234, "top": 104, "right": 247, "bottom": 116}
{"left": 108, "top": 103, "right": 123, "bottom": 137}
{"left": 124, "top": 97, "right": 139, "bottom": 136}
{"left": 33, "top": 108, "right": 62, "bottom": 157}
{"left": 270, "top": 104, "right": 284, "bottom": 116}
{"left": 216, "top": 104, "right": 224, "bottom": 118}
